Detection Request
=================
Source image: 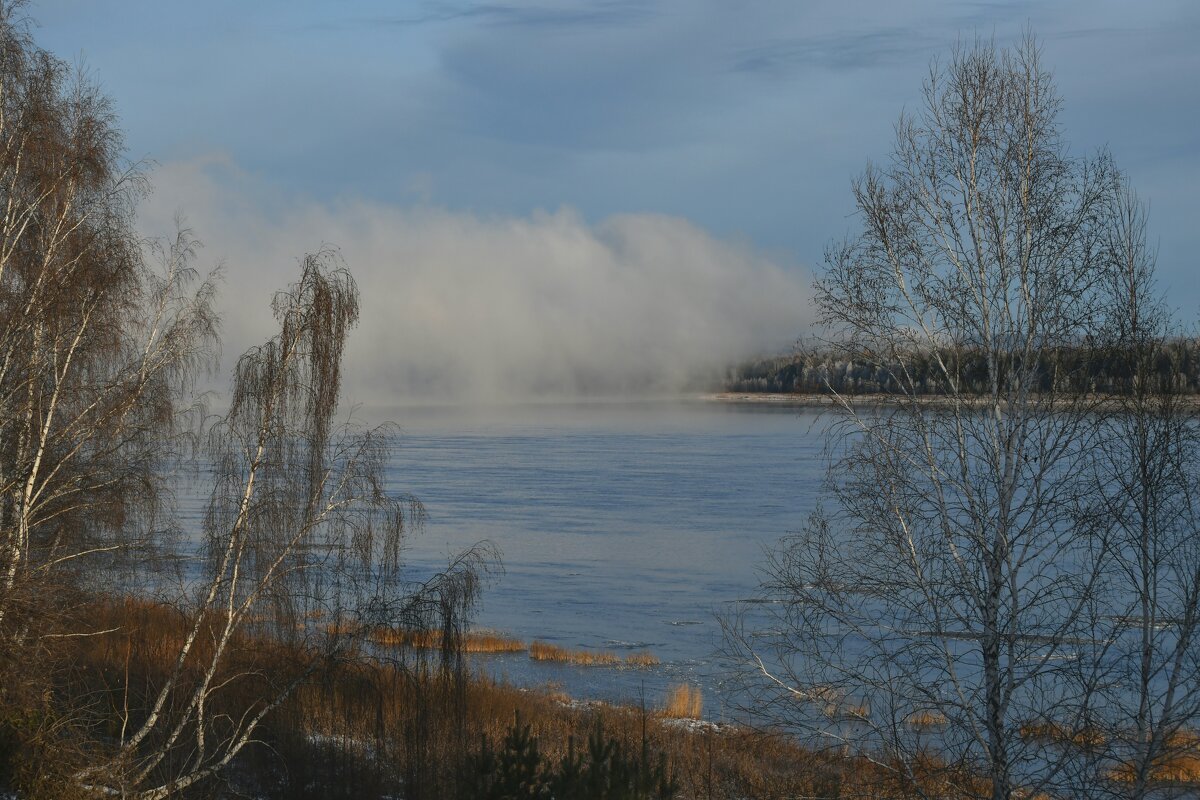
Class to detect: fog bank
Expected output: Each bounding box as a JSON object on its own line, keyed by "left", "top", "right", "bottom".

{"left": 141, "top": 156, "right": 812, "bottom": 403}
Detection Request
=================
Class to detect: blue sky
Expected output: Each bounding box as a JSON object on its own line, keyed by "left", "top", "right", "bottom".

{"left": 29, "top": 1, "right": 1200, "bottom": 398}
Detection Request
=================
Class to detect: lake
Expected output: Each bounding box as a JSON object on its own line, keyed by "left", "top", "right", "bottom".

{"left": 362, "top": 399, "right": 829, "bottom": 719}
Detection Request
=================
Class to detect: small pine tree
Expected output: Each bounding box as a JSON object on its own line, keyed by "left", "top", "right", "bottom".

{"left": 467, "top": 711, "right": 551, "bottom": 799}
{"left": 548, "top": 734, "right": 585, "bottom": 800}
{"left": 472, "top": 714, "right": 677, "bottom": 800}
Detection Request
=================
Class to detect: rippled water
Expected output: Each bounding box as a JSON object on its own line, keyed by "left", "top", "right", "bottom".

{"left": 362, "top": 399, "right": 828, "bottom": 717}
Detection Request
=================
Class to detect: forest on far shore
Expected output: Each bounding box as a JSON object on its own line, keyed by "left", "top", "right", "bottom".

{"left": 724, "top": 339, "right": 1200, "bottom": 397}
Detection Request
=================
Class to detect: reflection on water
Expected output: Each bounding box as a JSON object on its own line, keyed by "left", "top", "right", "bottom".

{"left": 362, "top": 399, "right": 828, "bottom": 717}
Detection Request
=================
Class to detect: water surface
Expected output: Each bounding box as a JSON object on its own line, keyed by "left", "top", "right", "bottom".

{"left": 363, "top": 399, "right": 828, "bottom": 716}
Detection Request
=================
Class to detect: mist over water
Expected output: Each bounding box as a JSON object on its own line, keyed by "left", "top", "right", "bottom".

{"left": 141, "top": 156, "right": 813, "bottom": 404}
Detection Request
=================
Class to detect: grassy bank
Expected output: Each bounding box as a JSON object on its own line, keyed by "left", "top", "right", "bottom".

{"left": 0, "top": 592, "right": 1005, "bottom": 799}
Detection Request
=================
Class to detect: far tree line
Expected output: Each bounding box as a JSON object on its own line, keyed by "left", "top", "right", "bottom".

{"left": 724, "top": 339, "right": 1200, "bottom": 397}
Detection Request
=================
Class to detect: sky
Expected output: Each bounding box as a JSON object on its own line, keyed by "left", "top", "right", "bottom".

{"left": 30, "top": 1, "right": 1200, "bottom": 401}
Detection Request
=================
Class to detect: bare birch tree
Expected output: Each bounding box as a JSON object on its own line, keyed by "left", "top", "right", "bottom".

{"left": 0, "top": 1, "right": 218, "bottom": 635}
{"left": 0, "top": 7, "right": 488, "bottom": 793}
{"left": 726, "top": 34, "right": 1145, "bottom": 800}
{"left": 68, "top": 251, "right": 494, "bottom": 799}
{"left": 1061, "top": 189, "right": 1200, "bottom": 799}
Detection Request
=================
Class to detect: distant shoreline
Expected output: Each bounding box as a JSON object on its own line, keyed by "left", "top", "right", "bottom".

{"left": 708, "top": 392, "right": 859, "bottom": 406}
{"left": 705, "top": 391, "right": 1200, "bottom": 412}
{"left": 705, "top": 392, "right": 938, "bottom": 407}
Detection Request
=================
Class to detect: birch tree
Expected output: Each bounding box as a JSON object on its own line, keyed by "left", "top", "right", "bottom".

{"left": 726, "top": 34, "right": 1143, "bottom": 800}
{"left": 74, "top": 252, "right": 487, "bottom": 799}
{"left": 1066, "top": 189, "right": 1200, "bottom": 799}
{"left": 0, "top": 1, "right": 217, "bottom": 635}
{"left": 0, "top": 6, "right": 489, "bottom": 794}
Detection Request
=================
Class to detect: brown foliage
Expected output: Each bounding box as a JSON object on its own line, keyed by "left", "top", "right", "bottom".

{"left": 370, "top": 627, "right": 526, "bottom": 653}
{"left": 0, "top": 592, "right": 1021, "bottom": 799}
{"left": 661, "top": 683, "right": 703, "bottom": 719}
{"left": 529, "top": 640, "right": 621, "bottom": 666}
{"left": 1107, "top": 729, "right": 1200, "bottom": 786}
{"left": 1019, "top": 719, "right": 1107, "bottom": 749}
{"left": 527, "top": 640, "right": 659, "bottom": 667}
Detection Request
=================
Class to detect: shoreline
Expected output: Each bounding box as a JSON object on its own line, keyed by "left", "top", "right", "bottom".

{"left": 704, "top": 391, "right": 968, "bottom": 409}
{"left": 706, "top": 392, "right": 872, "bottom": 406}
{"left": 705, "top": 391, "right": 1200, "bottom": 412}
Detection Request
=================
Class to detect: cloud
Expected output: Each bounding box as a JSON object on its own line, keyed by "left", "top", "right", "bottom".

{"left": 352, "top": 1, "right": 655, "bottom": 31}
{"left": 729, "top": 28, "right": 938, "bottom": 75}
{"left": 140, "top": 156, "right": 812, "bottom": 404}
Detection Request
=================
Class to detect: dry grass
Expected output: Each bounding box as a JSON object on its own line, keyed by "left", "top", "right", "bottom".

{"left": 1166, "top": 729, "right": 1200, "bottom": 750}
{"left": 661, "top": 683, "right": 703, "bottom": 719}
{"left": 1019, "top": 719, "right": 1106, "bottom": 749}
{"left": 462, "top": 631, "right": 527, "bottom": 653}
{"left": 1107, "top": 753, "right": 1200, "bottom": 785}
{"left": 322, "top": 619, "right": 358, "bottom": 636}
{"left": 817, "top": 692, "right": 869, "bottom": 720}
{"left": 3, "top": 592, "right": 1050, "bottom": 799}
{"left": 789, "top": 684, "right": 868, "bottom": 721}
{"left": 540, "top": 684, "right": 574, "bottom": 706}
{"left": 528, "top": 640, "right": 621, "bottom": 666}
{"left": 1107, "top": 729, "right": 1200, "bottom": 785}
{"left": 370, "top": 631, "right": 656, "bottom": 665}
{"left": 370, "top": 627, "right": 527, "bottom": 653}
{"left": 624, "top": 650, "right": 660, "bottom": 667}
{"left": 525, "top": 641, "right": 659, "bottom": 667}
{"left": 907, "top": 709, "right": 948, "bottom": 728}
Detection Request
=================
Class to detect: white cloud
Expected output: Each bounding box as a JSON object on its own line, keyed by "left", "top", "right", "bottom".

{"left": 141, "top": 156, "right": 812, "bottom": 404}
